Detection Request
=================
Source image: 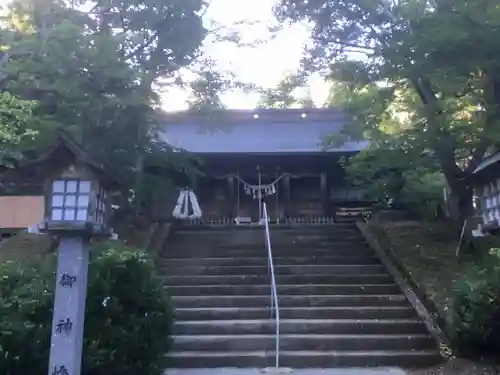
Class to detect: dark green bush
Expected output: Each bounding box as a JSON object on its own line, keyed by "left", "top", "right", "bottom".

{"left": 0, "top": 242, "right": 174, "bottom": 375}
{"left": 452, "top": 248, "right": 500, "bottom": 355}
{"left": 0, "top": 257, "right": 55, "bottom": 375}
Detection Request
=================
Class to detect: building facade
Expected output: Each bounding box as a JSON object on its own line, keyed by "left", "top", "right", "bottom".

{"left": 160, "top": 108, "right": 369, "bottom": 223}
{"left": 473, "top": 150, "right": 500, "bottom": 233}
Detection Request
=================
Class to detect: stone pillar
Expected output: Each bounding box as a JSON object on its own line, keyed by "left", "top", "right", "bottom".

{"left": 320, "top": 172, "right": 330, "bottom": 216}
{"left": 48, "top": 235, "right": 89, "bottom": 375}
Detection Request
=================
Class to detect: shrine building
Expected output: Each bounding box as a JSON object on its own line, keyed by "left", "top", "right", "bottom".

{"left": 160, "top": 108, "right": 369, "bottom": 224}
{"left": 472, "top": 149, "right": 500, "bottom": 234}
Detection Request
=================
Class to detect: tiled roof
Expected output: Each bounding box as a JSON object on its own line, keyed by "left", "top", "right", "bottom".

{"left": 159, "top": 108, "right": 368, "bottom": 153}
{"left": 474, "top": 151, "right": 500, "bottom": 174}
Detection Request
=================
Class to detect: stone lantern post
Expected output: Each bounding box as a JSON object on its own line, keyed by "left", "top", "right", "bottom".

{"left": 28, "top": 129, "right": 118, "bottom": 375}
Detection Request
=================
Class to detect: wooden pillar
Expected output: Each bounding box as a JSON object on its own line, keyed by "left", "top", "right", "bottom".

{"left": 226, "top": 175, "right": 235, "bottom": 218}
{"left": 320, "top": 172, "right": 330, "bottom": 216}
{"left": 281, "top": 174, "right": 291, "bottom": 217}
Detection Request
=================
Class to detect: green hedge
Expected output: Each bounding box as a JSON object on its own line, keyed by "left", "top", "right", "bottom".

{"left": 0, "top": 242, "right": 174, "bottom": 375}
{"left": 452, "top": 248, "right": 500, "bottom": 356}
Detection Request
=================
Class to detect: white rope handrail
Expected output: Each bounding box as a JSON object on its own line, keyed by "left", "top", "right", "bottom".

{"left": 263, "top": 202, "right": 280, "bottom": 368}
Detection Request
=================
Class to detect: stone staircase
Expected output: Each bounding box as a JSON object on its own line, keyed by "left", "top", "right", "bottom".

{"left": 158, "top": 224, "right": 441, "bottom": 368}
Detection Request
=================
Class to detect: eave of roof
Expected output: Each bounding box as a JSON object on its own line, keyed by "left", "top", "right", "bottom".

{"left": 474, "top": 151, "right": 500, "bottom": 175}
{"left": 159, "top": 108, "right": 368, "bottom": 154}
{"left": 2, "top": 129, "right": 120, "bottom": 190}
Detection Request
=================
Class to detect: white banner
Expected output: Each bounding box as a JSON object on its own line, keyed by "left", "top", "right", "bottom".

{"left": 172, "top": 189, "right": 202, "bottom": 219}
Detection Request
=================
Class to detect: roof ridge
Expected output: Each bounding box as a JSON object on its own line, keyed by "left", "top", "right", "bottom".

{"left": 162, "top": 108, "right": 347, "bottom": 124}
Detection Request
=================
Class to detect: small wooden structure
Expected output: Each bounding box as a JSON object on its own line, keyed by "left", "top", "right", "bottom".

{"left": 0, "top": 129, "right": 119, "bottom": 235}
{"left": 473, "top": 150, "right": 500, "bottom": 234}
{"left": 0, "top": 196, "right": 44, "bottom": 230}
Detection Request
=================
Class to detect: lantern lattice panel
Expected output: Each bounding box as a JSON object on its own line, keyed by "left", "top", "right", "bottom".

{"left": 51, "top": 180, "right": 92, "bottom": 222}
{"left": 482, "top": 180, "right": 500, "bottom": 224}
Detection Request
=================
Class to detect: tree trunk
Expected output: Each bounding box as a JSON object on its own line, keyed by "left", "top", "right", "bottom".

{"left": 412, "top": 78, "right": 475, "bottom": 220}
{"left": 132, "top": 73, "right": 156, "bottom": 218}
{"left": 457, "top": 189, "right": 474, "bottom": 221}
{"left": 442, "top": 170, "right": 474, "bottom": 221}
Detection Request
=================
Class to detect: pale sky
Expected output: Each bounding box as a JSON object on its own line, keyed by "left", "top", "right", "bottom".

{"left": 0, "top": 0, "right": 330, "bottom": 110}
{"left": 160, "top": 0, "right": 330, "bottom": 111}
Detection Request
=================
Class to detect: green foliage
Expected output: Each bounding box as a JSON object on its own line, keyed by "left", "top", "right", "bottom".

{"left": 84, "top": 243, "right": 174, "bottom": 375}
{"left": 0, "top": 91, "right": 38, "bottom": 166}
{"left": 0, "top": 257, "right": 54, "bottom": 375}
{"left": 275, "top": 0, "right": 500, "bottom": 218}
{"left": 328, "top": 81, "right": 447, "bottom": 219}
{"left": 0, "top": 242, "right": 174, "bottom": 375}
{"left": 185, "top": 58, "right": 258, "bottom": 112}
{"left": 0, "top": 0, "right": 207, "bottom": 217}
{"left": 186, "top": 59, "right": 231, "bottom": 111}
{"left": 452, "top": 248, "right": 500, "bottom": 355}
{"left": 345, "top": 149, "right": 446, "bottom": 219}
{"left": 188, "top": 69, "right": 227, "bottom": 111}
{"left": 257, "top": 72, "right": 311, "bottom": 109}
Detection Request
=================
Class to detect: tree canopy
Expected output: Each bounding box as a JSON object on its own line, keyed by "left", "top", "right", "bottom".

{"left": 275, "top": 0, "right": 500, "bottom": 218}
{"left": 3, "top": 0, "right": 500, "bottom": 221}
{"left": 0, "top": 92, "right": 37, "bottom": 166}
{"left": 0, "top": 0, "right": 208, "bottom": 217}
{"left": 257, "top": 72, "right": 316, "bottom": 109}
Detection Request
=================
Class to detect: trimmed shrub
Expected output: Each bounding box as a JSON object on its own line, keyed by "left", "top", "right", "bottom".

{"left": 0, "top": 257, "right": 54, "bottom": 375}
{"left": 0, "top": 242, "right": 173, "bottom": 375}
{"left": 452, "top": 248, "right": 500, "bottom": 355}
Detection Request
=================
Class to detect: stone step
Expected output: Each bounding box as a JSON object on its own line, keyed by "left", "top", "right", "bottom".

{"left": 175, "top": 306, "right": 417, "bottom": 321}
{"left": 171, "top": 294, "right": 407, "bottom": 308}
{"left": 165, "top": 239, "right": 368, "bottom": 249}
{"left": 162, "top": 247, "right": 374, "bottom": 258}
{"left": 278, "top": 233, "right": 362, "bottom": 239}
{"left": 161, "top": 225, "right": 441, "bottom": 369}
{"left": 172, "top": 333, "right": 436, "bottom": 352}
{"left": 173, "top": 225, "right": 358, "bottom": 235}
{"left": 175, "top": 228, "right": 358, "bottom": 236}
{"left": 165, "top": 284, "right": 401, "bottom": 296}
{"left": 172, "top": 230, "right": 361, "bottom": 237}
{"left": 169, "top": 234, "right": 366, "bottom": 242}
{"left": 173, "top": 319, "right": 427, "bottom": 336}
{"left": 176, "top": 306, "right": 416, "bottom": 321}
{"left": 161, "top": 264, "right": 385, "bottom": 276}
{"left": 169, "top": 228, "right": 364, "bottom": 240}
{"left": 164, "top": 349, "right": 441, "bottom": 368}
{"left": 159, "top": 255, "right": 380, "bottom": 267}
{"left": 159, "top": 273, "right": 394, "bottom": 286}
{"left": 272, "top": 238, "right": 366, "bottom": 245}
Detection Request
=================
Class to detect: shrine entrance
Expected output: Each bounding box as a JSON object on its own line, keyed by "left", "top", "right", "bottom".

{"left": 234, "top": 166, "right": 284, "bottom": 223}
